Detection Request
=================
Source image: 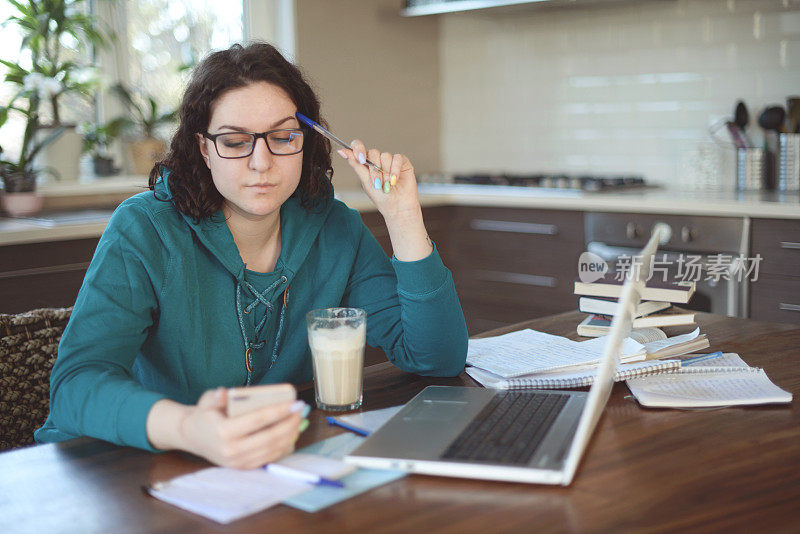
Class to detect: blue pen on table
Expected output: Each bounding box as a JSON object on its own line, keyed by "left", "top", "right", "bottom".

{"left": 326, "top": 415, "right": 370, "bottom": 437}
{"left": 265, "top": 463, "right": 345, "bottom": 488}
{"left": 681, "top": 351, "right": 723, "bottom": 366}
{"left": 295, "top": 112, "right": 384, "bottom": 175}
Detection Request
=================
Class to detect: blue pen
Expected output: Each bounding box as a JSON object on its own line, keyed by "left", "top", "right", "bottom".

{"left": 682, "top": 351, "right": 723, "bottom": 366}
{"left": 326, "top": 415, "right": 370, "bottom": 437}
{"left": 265, "top": 463, "right": 345, "bottom": 488}
{"left": 295, "top": 112, "right": 384, "bottom": 175}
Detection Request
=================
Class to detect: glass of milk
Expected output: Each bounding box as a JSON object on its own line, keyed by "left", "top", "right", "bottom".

{"left": 306, "top": 308, "right": 366, "bottom": 411}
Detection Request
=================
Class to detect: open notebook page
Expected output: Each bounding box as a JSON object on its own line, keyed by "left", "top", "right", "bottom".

{"left": 467, "top": 329, "right": 644, "bottom": 378}
{"left": 642, "top": 328, "right": 699, "bottom": 353}
{"left": 680, "top": 352, "right": 749, "bottom": 368}
{"left": 628, "top": 328, "right": 667, "bottom": 344}
{"left": 626, "top": 365, "right": 791, "bottom": 408}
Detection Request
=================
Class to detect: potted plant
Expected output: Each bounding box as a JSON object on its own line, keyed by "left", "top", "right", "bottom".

{"left": 0, "top": 88, "right": 63, "bottom": 216}
{"left": 81, "top": 118, "right": 127, "bottom": 177}
{"left": 3, "top": 0, "right": 110, "bottom": 182}
{"left": 111, "top": 83, "right": 177, "bottom": 175}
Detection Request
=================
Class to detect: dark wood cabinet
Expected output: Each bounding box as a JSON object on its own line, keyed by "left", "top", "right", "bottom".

{"left": 750, "top": 218, "right": 800, "bottom": 324}
{"left": 360, "top": 206, "right": 584, "bottom": 337}
{"left": 449, "top": 207, "right": 584, "bottom": 334}
{"left": 0, "top": 238, "right": 99, "bottom": 314}
{"left": 9, "top": 209, "right": 795, "bottom": 344}
{"left": 359, "top": 205, "right": 453, "bottom": 264}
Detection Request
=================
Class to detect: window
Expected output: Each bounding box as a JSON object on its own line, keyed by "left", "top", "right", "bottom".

{"left": 0, "top": 0, "right": 289, "bottom": 176}
{"left": 0, "top": 2, "right": 24, "bottom": 159}
{"left": 121, "top": 0, "right": 244, "bottom": 125}
{"left": 0, "top": 1, "right": 95, "bottom": 158}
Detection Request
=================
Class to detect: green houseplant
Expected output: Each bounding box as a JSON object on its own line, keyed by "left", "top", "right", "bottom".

{"left": 1, "top": 0, "right": 110, "bottom": 184}
{"left": 110, "top": 83, "right": 177, "bottom": 175}
{"left": 81, "top": 117, "right": 127, "bottom": 176}
{"left": 0, "top": 77, "right": 64, "bottom": 215}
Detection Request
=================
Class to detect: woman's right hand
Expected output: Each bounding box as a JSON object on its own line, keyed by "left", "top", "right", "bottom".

{"left": 178, "top": 388, "right": 305, "bottom": 469}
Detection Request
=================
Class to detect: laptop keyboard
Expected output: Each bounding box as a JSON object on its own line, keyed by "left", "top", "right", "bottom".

{"left": 441, "top": 392, "right": 569, "bottom": 466}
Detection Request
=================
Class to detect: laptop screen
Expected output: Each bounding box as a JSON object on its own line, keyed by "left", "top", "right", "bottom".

{"left": 560, "top": 224, "right": 667, "bottom": 484}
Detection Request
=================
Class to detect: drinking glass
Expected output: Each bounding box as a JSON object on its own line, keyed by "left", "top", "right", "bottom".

{"left": 306, "top": 308, "right": 366, "bottom": 411}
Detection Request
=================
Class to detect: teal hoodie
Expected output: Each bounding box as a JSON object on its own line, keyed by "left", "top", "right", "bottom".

{"left": 35, "top": 174, "right": 467, "bottom": 451}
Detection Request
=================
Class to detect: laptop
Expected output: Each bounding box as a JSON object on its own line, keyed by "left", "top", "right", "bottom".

{"left": 345, "top": 225, "right": 667, "bottom": 485}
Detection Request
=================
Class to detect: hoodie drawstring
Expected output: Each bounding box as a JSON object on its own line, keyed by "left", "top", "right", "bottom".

{"left": 235, "top": 275, "right": 288, "bottom": 385}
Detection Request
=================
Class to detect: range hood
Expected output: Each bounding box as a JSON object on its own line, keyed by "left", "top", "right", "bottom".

{"left": 401, "top": 0, "right": 630, "bottom": 17}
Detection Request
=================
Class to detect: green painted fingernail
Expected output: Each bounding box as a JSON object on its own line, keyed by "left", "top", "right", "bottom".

{"left": 383, "top": 181, "right": 391, "bottom": 194}
{"left": 299, "top": 419, "right": 309, "bottom": 432}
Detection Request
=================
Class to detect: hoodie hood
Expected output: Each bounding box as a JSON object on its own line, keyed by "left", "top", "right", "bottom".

{"left": 153, "top": 169, "right": 334, "bottom": 287}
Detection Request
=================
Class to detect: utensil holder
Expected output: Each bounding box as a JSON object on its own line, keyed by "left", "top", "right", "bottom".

{"left": 778, "top": 133, "right": 800, "bottom": 191}
{"left": 737, "top": 148, "right": 766, "bottom": 191}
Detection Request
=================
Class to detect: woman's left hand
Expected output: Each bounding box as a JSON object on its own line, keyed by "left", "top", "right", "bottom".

{"left": 338, "top": 140, "right": 421, "bottom": 221}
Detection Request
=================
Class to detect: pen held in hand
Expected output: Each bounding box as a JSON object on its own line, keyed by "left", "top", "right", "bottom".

{"left": 295, "top": 112, "right": 384, "bottom": 174}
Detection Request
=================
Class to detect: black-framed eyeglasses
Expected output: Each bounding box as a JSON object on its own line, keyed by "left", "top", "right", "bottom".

{"left": 202, "top": 129, "right": 304, "bottom": 159}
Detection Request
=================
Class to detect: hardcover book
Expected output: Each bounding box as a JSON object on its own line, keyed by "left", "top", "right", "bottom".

{"left": 578, "top": 296, "right": 671, "bottom": 318}
{"left": 574, "top": 275, "right": 696, "bottom": 304}
{"left": 577, "top": 310, "right": 696, "bottom": 335}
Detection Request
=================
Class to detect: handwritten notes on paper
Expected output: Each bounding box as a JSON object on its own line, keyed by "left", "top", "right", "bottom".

{"left": 626, "top": 352, "right": 792, "bottom": 408}
{"left": 467, "top": 329, "right": 645, "bottom": 378}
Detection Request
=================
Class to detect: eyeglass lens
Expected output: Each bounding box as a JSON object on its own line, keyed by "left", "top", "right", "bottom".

{"left": 215, "top": 130, "right": 303, "bottom": 158}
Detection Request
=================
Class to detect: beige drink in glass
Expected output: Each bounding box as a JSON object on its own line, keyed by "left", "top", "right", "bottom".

{"left": 306, "top": 308, "right": 366, "bottom": 411}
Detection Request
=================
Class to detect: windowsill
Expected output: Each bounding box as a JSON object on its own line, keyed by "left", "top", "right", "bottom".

{"left": 37, "top": 174, "right": 149, "bottom": 197}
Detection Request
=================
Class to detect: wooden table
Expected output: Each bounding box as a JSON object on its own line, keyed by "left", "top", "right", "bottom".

{"left": 2, "top": 311, "right": 798, "bottom": 533}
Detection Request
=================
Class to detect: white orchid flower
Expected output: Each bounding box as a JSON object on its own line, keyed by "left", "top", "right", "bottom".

{"left": 22, "top": 73, "right": 64, "bottom": 100}
{"left": 23, "top": 72, "right": 45, "bottom": 91}
{"left": 41, "top": 78, "right": 63, "bottom": 97}
{"left": 70, "top": 67, "right": 97, "bottom": 85}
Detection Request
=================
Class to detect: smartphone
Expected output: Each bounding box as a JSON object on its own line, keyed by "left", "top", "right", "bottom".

{"left": 226, "top": 383, "right": 297, "bottom": 417}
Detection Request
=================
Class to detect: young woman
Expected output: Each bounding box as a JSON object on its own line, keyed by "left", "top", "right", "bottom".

{"left": 35, "top": 43, "right": 468, "bottom": 468}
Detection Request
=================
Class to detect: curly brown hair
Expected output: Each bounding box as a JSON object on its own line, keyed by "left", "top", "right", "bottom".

{"left": 149, "top": 42, "right": 333, "bottom": 220}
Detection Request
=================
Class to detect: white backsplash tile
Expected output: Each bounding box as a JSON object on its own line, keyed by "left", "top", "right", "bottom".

{"left": 440, "top": 0, "right": 800, "bottom": 188}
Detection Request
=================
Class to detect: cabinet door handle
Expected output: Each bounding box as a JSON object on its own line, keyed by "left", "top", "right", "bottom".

{"left": 473, "top": 269, "right": 557, "bottom": 288}
{"left": 470, "top": 219, "right": 558, "bottom": 235}
{"left": 779, "top": 241, "right": 800, "bottom": 250}
{"left": 778, "top": 303, "right": 800, "bottom": 312}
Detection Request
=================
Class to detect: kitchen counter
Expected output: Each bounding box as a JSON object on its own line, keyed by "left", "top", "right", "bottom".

{"left": 412, "top": 183, "right": 800, "bottom": 219}
{"left": 2, "top": 181, "right": 799, "bottom": 246}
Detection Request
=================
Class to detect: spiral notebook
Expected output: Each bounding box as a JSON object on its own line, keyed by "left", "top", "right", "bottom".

{"left": 626, "top": 352, "right": 792, "bottom": 408}
{"left": 465, "top": 359, "right": 681, "bottom": 390}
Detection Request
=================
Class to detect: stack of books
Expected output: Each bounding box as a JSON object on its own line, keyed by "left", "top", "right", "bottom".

{"left": 574, "top": 275, "right": 709, "bottom": 359}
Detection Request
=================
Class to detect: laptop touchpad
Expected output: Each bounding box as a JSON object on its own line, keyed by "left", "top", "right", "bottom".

{"left": 403, "top": 400, "right": 468, "bottom": 422}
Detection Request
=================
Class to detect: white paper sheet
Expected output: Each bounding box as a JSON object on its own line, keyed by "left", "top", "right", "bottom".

{"left": 467, "top": 329, "right": 606, "bottom": 377}
{"left": 148, "top": 468, "right": 311, "bottom": 524}
{"left": 147, "top": 452, "right": 358, "bottom": 523}
{"left": 467, "top": 329, "right": 649, "bottom": 378}
{"left": 577, "top": 336, "right": 646, "bottom": 360}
